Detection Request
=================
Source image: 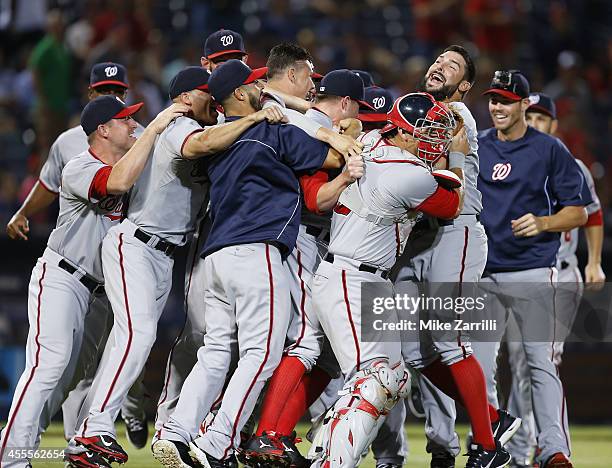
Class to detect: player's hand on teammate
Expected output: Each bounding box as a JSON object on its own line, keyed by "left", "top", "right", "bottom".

{"left": 338, "top": 118, "right": 363, "bottom": 139}
{"left": 345, "top": 154, "right": 365, "bottom": 182}
{"left": 328, "top": 132, "right": 364, "bottom": 160}
{"left": 584, "top": 262, "right": 606, "bottom": 291}
{"left": 449, "top": 126, "right": 469, "bottom": 155}
{"left": 150, "top": 103, "right": 191, "bottom": 134}
{"left": 6, "top": 213, "right": 29, "bottom": 240}
{"left": 252, "top": 107, "right": 288, "bottom": 124}
{"left": 511, "top": 213, "right": 545, "bottom": 237}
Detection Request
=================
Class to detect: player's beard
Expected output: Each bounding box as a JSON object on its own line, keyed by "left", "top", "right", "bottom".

{"left": 418, "top": 75, "right": 460, "bottom": 102}
{"left": 247, "top": 88, "right": 262, "bottom": 111}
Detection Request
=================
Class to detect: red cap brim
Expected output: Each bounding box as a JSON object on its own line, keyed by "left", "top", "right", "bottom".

{"left": 91, "top": 80, "right": 129, "bottom": 89}
{"left": 358, "top": 113, "right": 388, "bottom": 122}
{"left": 113, "top": 102, "right": 144, "bottom": 118}
{"left": 311, "top": 72, "right": 323, "bottom": 80}
{"left": 483, "top": 89, "right": 523, "bottom": 102}
{"left": 356, "top": 99, "right": 375, "bottom": 110}
{"left": 196, "top": 84, "right": 209, "bottom": 92}
{"left": 207, "top": 49, "right": 248, "bottom": 60}
{"left": 244, "top": 67, "right": 268, "bottom": 84}
{"left": 380, "top": 122, "right": 398, "bottom": 134}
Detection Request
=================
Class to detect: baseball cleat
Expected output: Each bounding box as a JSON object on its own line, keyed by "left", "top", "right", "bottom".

{"left": 74, "top": 435, "right": 128, "bottom": 464}
{"left": 492, "top": 409, "right": 522, "bottom": 446}
{"left": 123, "top": 414, "right": 149, "bottom": 449}
{"left": 376, "top": 464, "right": 402, "bottom": 468}
{"left": 152, "top": 439, "right": 196, "bottom": 467}
{"left": 465, "top": 442, "right": 511, "bottom": 468}
{"left": 188, "top": 441, "right": 233, "bottom": 467}
{"left": 430, "top": 450, "right": 455, "bottom": 467}
{"left": 278, "top": 432, "right": 310, "bottom": 468}
{"left": 542, "top": 453, "right": 572, "bottom": 467}
{"left": 64, "top": 450, "right": 112, "bottom": 468}
{"left": 237, "top": 431, "right": 289, "bottom": 467}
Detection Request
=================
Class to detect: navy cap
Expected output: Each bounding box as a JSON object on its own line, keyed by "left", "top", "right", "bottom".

{"left": 90, "top": 62, "right": 129, "bottom": 89}
{"left": 81, "top": 95, "right": 143, "bottom": 135}
{"left": 483, "top": 69, "right": 530, "bottom": 101}
{"left": 204, "top": 29, "right": 247, "bottom": 61}
{"left": 318, "top": 69, "right": 374, "bottom": 109}
{"left": 527, "top": 92, "right": 557, "bottom": 119}
{"left": 358, "top": 86, "right": 394, "bottom": 122}
{"left": 352, "top": 69, "right": 375, "bottom": 87}
{"left": 169, "top": 66, "right": 210, "bottom": 99}
{"left": 208, "top": 59, "right": 267, "bottom": 102}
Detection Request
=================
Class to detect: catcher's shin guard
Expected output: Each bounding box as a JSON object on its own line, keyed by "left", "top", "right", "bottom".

{"left": 309, "top": 361, "right": 410, "bottom": 467}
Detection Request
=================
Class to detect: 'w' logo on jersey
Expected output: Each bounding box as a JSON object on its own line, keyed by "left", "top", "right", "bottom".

{"left": 492, "top": 162, "right": 512, "bottom": 181}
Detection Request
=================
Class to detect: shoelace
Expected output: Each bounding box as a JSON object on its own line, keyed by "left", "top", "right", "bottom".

{"left": 124, "top": 417, "right": 145, "bottom": 432}
{"left": 464, "top": 446, "right": 488, "bottom": 468}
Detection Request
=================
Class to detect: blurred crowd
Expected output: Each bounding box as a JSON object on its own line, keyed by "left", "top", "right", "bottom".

{"left": 0, "top": 0, "right": 610, "bottom": 232}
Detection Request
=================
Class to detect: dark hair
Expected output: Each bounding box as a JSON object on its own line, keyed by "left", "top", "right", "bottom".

{"left": 443, "top": 45, "right": 476, "bottom": 85}
{"left": 266, "top": 42, "right": 313, "bottom": 80}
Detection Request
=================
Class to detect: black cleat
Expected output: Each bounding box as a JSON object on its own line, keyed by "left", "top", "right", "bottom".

{"left": 492, "top": 410, "right": 522, "bottom": 446}
{"left": 465, "top": 442, "right": 511, "bottom": 468}
{"left": 279, "top": 432, "right": 310, "bottom": 467}
{"left": 431, "top": 451, "right": 455, "bottom": 468}
{"left": 236, "top": 431, "right": 289, "bottom": 467}
{"left": 152, "top": 439, "right": 196, "bottom": 467}
{"left": 74, "top": 435, "right": 128, "bottom": 464}
{"left": 124, "top": 415, "right": 149, "bottom": 449}
{"left": 65, "top": 450, "right": 112, "bottom": 468}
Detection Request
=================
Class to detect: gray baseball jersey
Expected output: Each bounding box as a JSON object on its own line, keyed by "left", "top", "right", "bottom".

{"left": 127, "top": 116, "right": 209, "bottom": 246}
{"left": 447, "top": 101, "right": 482, "bottom": 215}
{"left": 39, "top": 124, "right": 144, "bottom": 194}
{"left": 329, "top": 130, "right": 438, "bottom": 270}
{"left": 557, "top": 158, "right": 600, "bottom": 263}
{"left": 47, "top": 150, "right": 124, "bottom": 282}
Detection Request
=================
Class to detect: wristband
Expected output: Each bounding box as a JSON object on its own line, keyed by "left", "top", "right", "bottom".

{"left": 448, "top": 151, "right": 465, "bottom": 171}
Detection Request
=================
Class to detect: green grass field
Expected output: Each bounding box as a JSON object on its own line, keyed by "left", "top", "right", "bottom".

{"left": 24, "top": 421, "right": 612, "bottom": 467}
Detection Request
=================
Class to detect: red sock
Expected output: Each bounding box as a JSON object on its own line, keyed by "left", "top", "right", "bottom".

{"left": 275, "top": 366, "right": 332, "bottom": 435}
{"left": 256, "top": 356, "right": 306, "bottom": 436}
{"left": 422, "top": 356, "right": 496, "bottom": 450}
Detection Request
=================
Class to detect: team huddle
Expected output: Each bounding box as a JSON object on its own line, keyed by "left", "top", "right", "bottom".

{"left": 1, "top": 28, "right": 604, "bottom": 468}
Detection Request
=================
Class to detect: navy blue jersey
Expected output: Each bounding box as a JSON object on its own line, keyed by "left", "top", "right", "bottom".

{"left": 478, "top": 126, "right": 592, "bottom": 272}
{"left": 202, "top": 117, "right": 329, "bottom": 259}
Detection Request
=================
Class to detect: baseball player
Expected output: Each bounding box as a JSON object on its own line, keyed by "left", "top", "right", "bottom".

{"left": 152, "top": 59, "right": 356, "bottom": 468}
{"left": 65, "top": 66, "right": 288, "bottom": 467}
{"left": 242, "top": 65, "right": 369, "bottom": 467}
{"left": 0, "top": 96, "right": 186, "bottom": 468}
{"left": 155, "top": 44, "right": 360, "bottom": 446}
{"left": 154, "top": 27, "right": 251, "bottom": 441}
{"left": 389, "top": 45, "right": 500, "bottom": 468}
{"left": 503, "top": 93, "right": 604, "bottom": 467}
{"left": 5, "top": 62, "right": 149, "bottom": 447}
{"left": 309, "top": 93, "right": 471, "bottom": 468}
{"left": 476, "top": 71, "right": 593, "bottom": 468}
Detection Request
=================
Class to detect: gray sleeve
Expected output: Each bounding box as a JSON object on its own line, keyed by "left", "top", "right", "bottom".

{"left": 282, "top": 108, "right": 323, "bottom": 138}
{"left": 382, "top": 164, "right": 438, "bottom": 209}
{"left": 62, "top": 158, "right": 109, "bottom": 203}
{"left": 39, "top": 139, "right": 63, "bottom": 193}
{"left": 163, "top": 117, "right": 204, "bottom": 157}
{"left": 575, "top": 159, "right": 601, "bottom": 214}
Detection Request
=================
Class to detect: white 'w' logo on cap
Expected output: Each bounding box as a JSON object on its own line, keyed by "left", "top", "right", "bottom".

{"left": 105, "top": 66, "right": 118, "bottom": 77}
{"left": 372, "top": 97, "right": 386, "bottom": 109}
{"left": 220, "top": 35, "right": 234, "bottom": 46}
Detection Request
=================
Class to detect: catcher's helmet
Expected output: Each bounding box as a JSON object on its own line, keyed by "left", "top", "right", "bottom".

{"left": 381, "top": 92, "right": 456, "bottom": 164}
